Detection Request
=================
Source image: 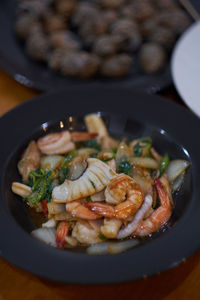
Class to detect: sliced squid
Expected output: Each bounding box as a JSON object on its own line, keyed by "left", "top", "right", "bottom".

{"left": 52, "top": 158, "right": 116, "bottom": 203}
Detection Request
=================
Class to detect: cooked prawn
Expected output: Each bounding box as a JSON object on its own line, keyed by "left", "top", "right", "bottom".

{"left": 85, "top": 174, "right": 144, "bottom": 220}
{"left": 133, "top": 176, "right": 172, "bottom": 237}
{"left": 117, "top": 192, "right": 153, "bottom": 239}
{"left": 55, "top": 221, "right": 70, "bottom": 248}
{"left": 66, "top": 200, "right": 101, "bottom": 220}
{"left": 70, "top": 132, "right": 97, "bottom": 142}
{"left": 101, "top": 218, "right": 122, "bottom": 239}
{"left": 72, "top": 220, "right": 102, "bottom": 244}
{"left": 18, "top": 140, "right": 41, "bottom": 181}
{"left": 37, "top": 130, "right": 98, "bottom": 155}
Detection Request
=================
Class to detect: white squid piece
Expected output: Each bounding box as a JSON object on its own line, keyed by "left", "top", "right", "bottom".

{"left": 52, "top": 158, "right": 116, "bottom": 203}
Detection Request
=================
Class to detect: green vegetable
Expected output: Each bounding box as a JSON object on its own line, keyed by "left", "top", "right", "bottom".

{"left": 85, "top": 196, "right": 92, "bottom": 202}
{"left": 133, "top": 142, "right": 142, "bottom": 157}
{"left": 133, "top": 137, "right": 152, "bottom": 157}
{"left": 100, "top": 147, "right": 117, "bottom": 162}
{"left": 101, "top": 157, "right": 113, "bottom": 163}
{"left": 61, "top": 151, "right": 78, "bottom": 168}
{"left": 89, "top": 179, "right": 96, "bottom": 189}
{"left": 98, "top": 233, "right": 107, "bottom": 241}
{"left": 76, "top": 139, "right": 101, "bottom": 151}
{"left": 89, "top": 151, "right": 99, "bottom": 158}
{"left": 140, "top": 137, "right": 152, "bottom": 144}
{"left": 57, "top": 151, "right": 78, "bottom": 184}
{"left": 26, "top": 169, "right": 54, "bottom": 204}
{"left": 118, "top": 161, "right": 132, "bottom": 176}
{"left": 150, "top": 169, "right": 159, "bottom": 179}
{"left": 125, "top": 140, "right": 131, "bottom": 146}
{"left": 160, "top": 154, "right": 170, "bottom": 176}
{"left": 111, "top": 148, "right": 117, "bottom": 155}
{"left": 58, "top": 166, "right": 69, "bottom": 185}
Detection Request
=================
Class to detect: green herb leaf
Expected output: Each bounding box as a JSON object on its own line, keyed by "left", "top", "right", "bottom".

{"left": 118, "top": 161, "right": 132, "bottom": 176}
{"left": 89, "top": 151, "right": 99, "bottom": 158}
{"left": 133, "top": 137, "right": 152, "bottom": 157}
{"left": 160, "top": 154, "right": 170, "bottom": 176}
{"left": 76, "top": 139, "right": 101, "bottom": 151}
{"left": 98, "top": 233, "right": 107, "bottom": 241}
{"left": 26, "top": 169, "right": 54, "bottom": 205}
{"left": 140, "top": 137, "right": 152, "bottom": 144}
{"left": 85, "top": 196, "right": 92, "bottom": 202}
{"left": 101, "top": 157, "right": 113, "bottom": 163}
{"left": 58, "top": 166, "right": 69, "bottom": 185}
{"left": 58, "top": 151, "right": 78, "bottom": 184}
{"left": 89, "top": 179, "right": 96, "bottom": 189}
{"left": 61, "top": 151, "right": 78, "bottom": 168}
{"left": 133, "top": 142, "right": 142, "bottom": 157}
{"left": 111, "top": 148, "right": 117, "bottom": 155}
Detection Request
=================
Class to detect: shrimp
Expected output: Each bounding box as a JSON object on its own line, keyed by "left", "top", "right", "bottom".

{"left": 72, "top": 220, "right": 102, "bottom": 244}
{"left": 133, "top": 176, "right": 172, "bottom": 237}
{"left": 85, "top": 174, "right": 144, "bottom": 220}
{"left": 37, "top": 130, "right": 97, "bottom": 155}
{"left": 117, "top": 193, "right": 153, "bottom": 239}
{"left": 18, "top": 140, "right": 41, "bottom": 182}
{"left": 55, "top": 221, "right": 70, "bottom": 248}
{"left": 66, "top": 200, "right": 101, "bottom": 220}
{"left": 101, "top": 218, "right": 122, "bottom": 239}
{"left": 70, "top": 132, "right": 97, "bottom": 142}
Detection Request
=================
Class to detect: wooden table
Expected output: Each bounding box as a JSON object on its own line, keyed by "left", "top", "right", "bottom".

{"left": 0, "top": 68, "right": 200, "bottom": 300}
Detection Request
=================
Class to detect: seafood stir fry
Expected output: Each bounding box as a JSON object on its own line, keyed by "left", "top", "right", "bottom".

{"left": 12, "top": 114, "right": 189, "bottom": 254}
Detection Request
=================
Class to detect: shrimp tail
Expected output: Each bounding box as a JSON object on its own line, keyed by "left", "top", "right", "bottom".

{"left": 154, "top": 177, "right": 171, "bottom": 207}
{"left": 84, "top": 202, "right": 115, "bottom": 218}
{"left": 133, "top": 177, "right": 172, "bottom": 237}
{"left": 66, "top": 201, "right": 102, "bottom": 220}
{"left": 55, "top": 221, "right": 70, "bottom": 248}
{"left": 71, "top": 132, "right": 98, "bottom": 142}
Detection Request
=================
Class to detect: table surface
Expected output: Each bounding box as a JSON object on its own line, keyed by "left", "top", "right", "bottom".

{"left": 0, "top": 68, "right": 200, "bottom": 300}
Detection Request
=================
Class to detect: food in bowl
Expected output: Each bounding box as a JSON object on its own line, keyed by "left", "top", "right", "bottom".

{"left": 11, "top": 113, "right": 189, "bottom": 254}
{"left": 15, "top": 0, "right": 191, "bottom": 79}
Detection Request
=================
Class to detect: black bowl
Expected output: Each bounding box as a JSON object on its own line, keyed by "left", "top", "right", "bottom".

{"left": 0, "top": 87, "right": 200, "bottom": 284}
{"left": 0, "top": 0, "right": 174, "bottom": 93}
{"left": 1, "top": 1, "right": 200, "bottom": 93}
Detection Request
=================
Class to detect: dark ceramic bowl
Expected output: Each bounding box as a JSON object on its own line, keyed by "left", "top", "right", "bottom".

{"left": 1, "top": 1, "right": 200, "bottom": 93}
{"left": 0, "top": 87, "right": 200, "bottom": 284}
{"left": 0, "top": 0, "right": 173, "bottom": 93}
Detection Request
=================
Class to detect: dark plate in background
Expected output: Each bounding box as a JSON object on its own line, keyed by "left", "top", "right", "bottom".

{"left": 0, "top": 0, "right": 199, "bottom": 93}
{"left": 0, "top": 87, "right": 200, "bottom": 284}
